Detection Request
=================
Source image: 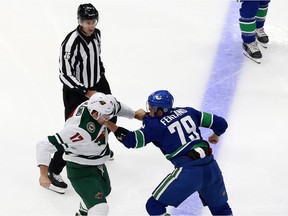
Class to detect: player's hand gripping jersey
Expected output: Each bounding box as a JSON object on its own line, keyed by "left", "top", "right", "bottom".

{"left": 116, "top": 107, "right": 227, "bottom": 163}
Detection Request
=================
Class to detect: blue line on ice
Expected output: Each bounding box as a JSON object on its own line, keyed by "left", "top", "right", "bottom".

{"left": 172, "top": 1, "right": 244, "bottom": 215}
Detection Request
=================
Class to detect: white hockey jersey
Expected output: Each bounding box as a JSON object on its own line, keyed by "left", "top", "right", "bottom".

{"left": 36, "top": 100, "right": 134, "bottom": 166}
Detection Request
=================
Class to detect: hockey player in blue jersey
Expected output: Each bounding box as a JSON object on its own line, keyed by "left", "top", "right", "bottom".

{"left": 104, "top": 90, "right": 233, "bottom": 215}
{"left": 239, "top": 0, "right": 270, "bottom": 64}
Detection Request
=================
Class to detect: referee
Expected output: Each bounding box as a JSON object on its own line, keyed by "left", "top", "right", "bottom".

{"left": 48, "top": 3, "right": 115, "bottom": 193}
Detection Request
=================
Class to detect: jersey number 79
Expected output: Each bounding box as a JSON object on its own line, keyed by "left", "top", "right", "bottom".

{"left": 168, "top": 116, "right": 200, "bottom": 145}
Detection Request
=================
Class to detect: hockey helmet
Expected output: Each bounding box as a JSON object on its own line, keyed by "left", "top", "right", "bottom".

{"left": 147, "top": 90, "right": 174, "bottom": 113}
{"left": 77, "top": 3, "right": 99, "bottom": 21}
{"left": 87, "top": 92, "right": 115, "bottom": 120}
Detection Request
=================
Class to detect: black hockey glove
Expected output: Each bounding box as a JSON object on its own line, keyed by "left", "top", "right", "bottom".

{"left": 114, "top": 127, "right": 129, "bottom": 142}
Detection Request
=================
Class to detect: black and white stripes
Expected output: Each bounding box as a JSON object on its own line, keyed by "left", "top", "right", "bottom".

{"left": 59, "top": 27, "right": 103, "bottom": 92}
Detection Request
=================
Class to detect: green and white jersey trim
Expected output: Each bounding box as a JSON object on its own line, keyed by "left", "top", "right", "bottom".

{"left": 165, "top": 141, "right": 192, "bottom": 160}
{"left": 200, "top": 112, "right": 213, "bottom": 128}
{"left": 152, "top": 167, "right": 183, "bottom": 200}
{"left": 134, "top": 130, "right": 145, "bottom": 148}
{"left": 48, "top": 133, "right": 67, "bottom": 151}
{"left": 165, "top": 141, "right": 208, "bottom": 161}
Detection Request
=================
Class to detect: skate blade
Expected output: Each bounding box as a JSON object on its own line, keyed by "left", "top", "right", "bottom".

{"left": 257, "top": 40, "right": 268, "bottom": 49}
{"left": 243, "top": 52, "right": 261, "bottom": 64}
{"left": 48, "top": 185, "right": 66, "bottom": 194}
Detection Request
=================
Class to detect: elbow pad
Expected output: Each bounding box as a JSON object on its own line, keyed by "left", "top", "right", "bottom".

{"left": 114, "top": 127, "right": 129, "bottom": 141}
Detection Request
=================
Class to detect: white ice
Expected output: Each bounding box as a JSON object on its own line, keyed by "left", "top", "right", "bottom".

{"left": 0, "top": 0, "right": 288, "bottom": 215}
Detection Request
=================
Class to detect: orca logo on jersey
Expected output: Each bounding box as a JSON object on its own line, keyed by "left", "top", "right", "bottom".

{"left": 64, "top": 52, "right": 71, "bottom": 60}
{"left": 87, "top": 122, "right": 96, "bottom": 133}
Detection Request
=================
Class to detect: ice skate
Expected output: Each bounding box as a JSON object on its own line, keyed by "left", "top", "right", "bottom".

{"left": 48, "top": 184, "right": 65, "bottom": 194}
{"left": 242, "top": 41, "right": 262, "bottom": 64}
{"left": 48, "top": 172, "right": 67, "bottom": 194}
{"left": 256, "top": 27, "right": 269, "bottom": 48}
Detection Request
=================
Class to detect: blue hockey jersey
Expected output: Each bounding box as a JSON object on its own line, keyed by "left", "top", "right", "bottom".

{"left": 120, "top": 107, "right": 228, "bottom": 161}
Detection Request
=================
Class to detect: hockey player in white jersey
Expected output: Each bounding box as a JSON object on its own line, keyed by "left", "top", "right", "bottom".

{"left": 36, "top": 92, "right": 145, "bottom": 215}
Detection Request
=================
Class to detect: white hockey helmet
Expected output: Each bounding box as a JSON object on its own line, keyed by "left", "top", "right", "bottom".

{"left": 87, "top": 92, "right": 115, "bottom": 120}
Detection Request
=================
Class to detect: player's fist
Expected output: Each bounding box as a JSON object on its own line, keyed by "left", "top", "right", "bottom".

{"left": 208, "top": 133, "right": 219, "bottom": 144}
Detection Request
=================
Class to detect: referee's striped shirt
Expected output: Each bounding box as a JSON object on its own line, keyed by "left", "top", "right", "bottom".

{"left": 59, "top": 26, "right": 104, "bottom": 93}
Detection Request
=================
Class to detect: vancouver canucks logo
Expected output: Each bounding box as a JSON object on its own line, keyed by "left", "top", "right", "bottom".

{"left": 87, "top": 122, "right": 95, "bottom": 133}
{"left": 155, "top": 94, "right": 163, "bottom": 100}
